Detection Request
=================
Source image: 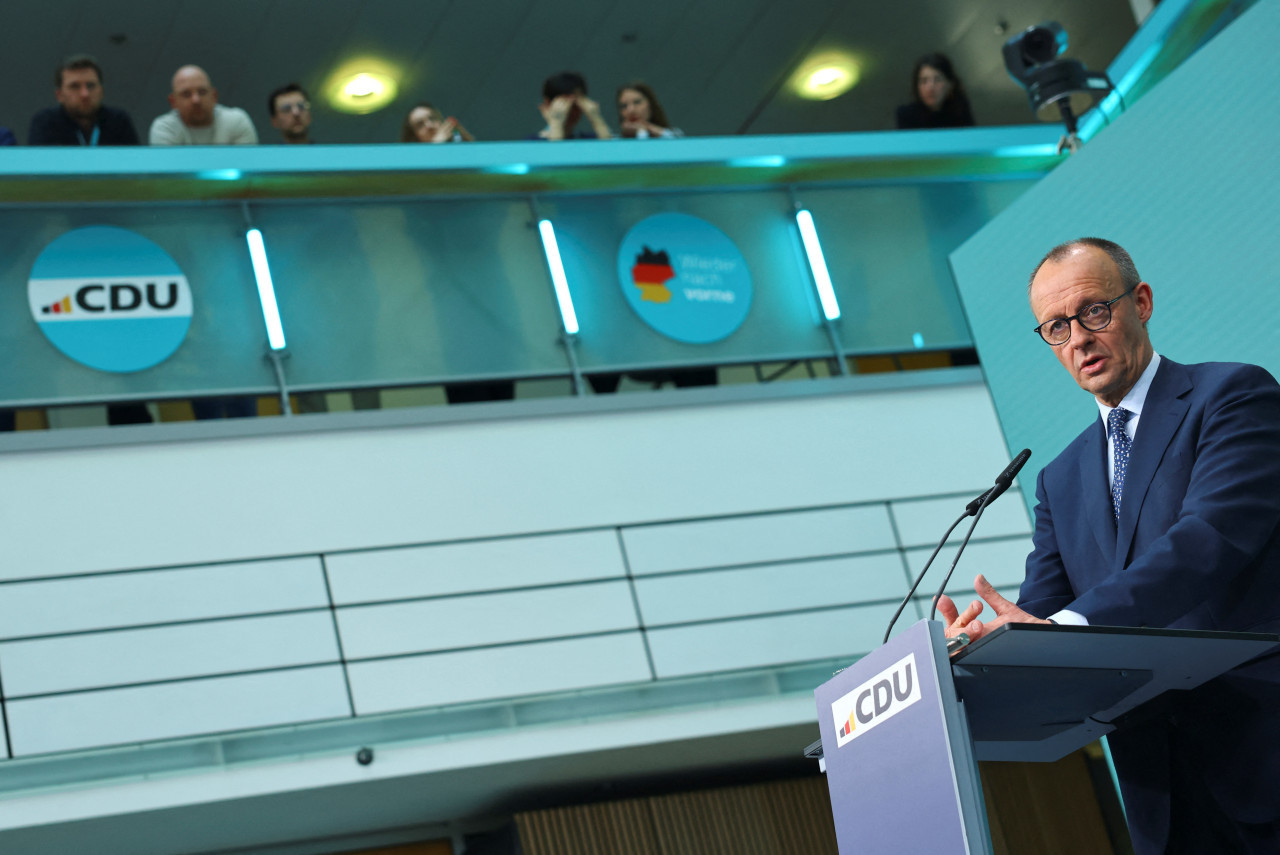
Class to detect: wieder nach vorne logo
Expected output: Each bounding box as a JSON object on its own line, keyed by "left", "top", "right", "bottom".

{"left": 831, "top": 653, "right": 922, "bottom": 748}
{"left": 28, "top": 226, "right": 193, "bottom": 373}
{"left": 616, "top": 213, "right": 752, "bottom": 344}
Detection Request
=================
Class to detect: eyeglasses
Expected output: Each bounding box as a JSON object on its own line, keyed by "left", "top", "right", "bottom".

{"left": 277, "top": 101, "right": 311, "bottom": 114}
{"left": 1033, "top": 286, "right": 1135, "bottom": 346}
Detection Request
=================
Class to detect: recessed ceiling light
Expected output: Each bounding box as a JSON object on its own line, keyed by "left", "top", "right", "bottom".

{"left": 793, "top": 53, "right": 860, "bottom": 100}
{"left": 324, "top": 60, "right": 400, "bottom": 114}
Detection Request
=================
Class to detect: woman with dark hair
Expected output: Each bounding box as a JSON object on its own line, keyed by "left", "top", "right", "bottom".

{"left": 616, "top": 82, "right": 682, "bottom": 139}
{"left": 399, "top": 102, "right": 474, "bottom": 143}
{"left": 895, "top": 53, "right": 975, "bottom": 129}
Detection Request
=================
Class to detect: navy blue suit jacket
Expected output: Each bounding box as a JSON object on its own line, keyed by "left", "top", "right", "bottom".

{"left": 1018, "top": 358, "right": 1280, "bottom": 853}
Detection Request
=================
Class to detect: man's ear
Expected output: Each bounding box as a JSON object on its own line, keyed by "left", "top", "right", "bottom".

{"left": 1133, "top": 281, "right": 1154, "bottom": 324}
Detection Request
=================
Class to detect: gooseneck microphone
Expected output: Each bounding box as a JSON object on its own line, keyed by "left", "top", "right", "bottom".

{"left": 882, "top": 449, "right": 1031, "bottom": 643}
{"left": 928, "top": 448, "right": 1031, "bottom": 621}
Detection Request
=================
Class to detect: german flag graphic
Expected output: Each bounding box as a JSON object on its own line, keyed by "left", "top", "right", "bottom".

{"left": 631, "top": 246, "right": 675, "bottom": 304}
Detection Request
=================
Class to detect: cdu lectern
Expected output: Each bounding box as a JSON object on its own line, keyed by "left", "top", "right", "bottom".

{"left": 811, "top": 619, "right": 1279, "bottom": 854}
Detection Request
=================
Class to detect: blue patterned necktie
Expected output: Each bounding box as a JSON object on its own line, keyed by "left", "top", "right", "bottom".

{"left": 1108, "top": 407, "right": 1133, "bottom": 520}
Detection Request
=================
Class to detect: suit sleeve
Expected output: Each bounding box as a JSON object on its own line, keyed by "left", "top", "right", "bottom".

{"left": 1017, "top": 466, "right": 1080, "bottom": 618}
{"left": 1069, "top": 365, "right": 1280, "bottom": 628}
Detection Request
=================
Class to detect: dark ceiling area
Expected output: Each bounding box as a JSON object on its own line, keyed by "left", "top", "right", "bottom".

{"left": 0, "top": 0, "right": 1138, "bottom": 146}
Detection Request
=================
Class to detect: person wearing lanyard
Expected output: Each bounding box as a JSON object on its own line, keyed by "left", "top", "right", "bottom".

{"left": 28, "top": 55, "right": 140, "bottom": 146}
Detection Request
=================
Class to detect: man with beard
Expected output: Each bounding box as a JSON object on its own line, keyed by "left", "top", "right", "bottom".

{"left": 29, "top": 55, "right": 139, "bottom": 146}
{"left": 268, "top": 83, "right": 313, "bottom": 145}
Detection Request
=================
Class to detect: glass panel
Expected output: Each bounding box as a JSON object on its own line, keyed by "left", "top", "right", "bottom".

{"left": 0, "top": 205, "right": 275, "bottom": 406}
{"left": 251, "top": 198, "right": 569, "bottom": 389}
{"left": 542, "top": 191, "right": 832, "bottom": 371}
{"left": 801, "top": 178, "right": 1039, "bottom": 353}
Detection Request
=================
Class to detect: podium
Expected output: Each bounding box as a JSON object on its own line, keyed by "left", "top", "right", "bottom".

{"left": 811, "top": 619, "right": 1279, "bottom": 854}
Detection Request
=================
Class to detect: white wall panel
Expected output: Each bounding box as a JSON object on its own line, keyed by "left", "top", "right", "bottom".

{"left": 647, "top": 602, "right": 897, "bottom": 678}
{"left": 337, "top": 581, "right": 639, "bottom": 659}
{"left": 0, "top": 558, "right": 327, "bottom": 638}
{"left": 0, "top": 613, "right": 340, "bottom": 697}
{"left": 890, "top": 490, "right": 1032, "bottom": 548}
{"left": 325, "top": 530, "right": 626, "bottom": 605}
{"left": 621, "top": 505, "right": 896, "bottom": 575}
{"left": 633, "top": 553, "right": 907, "bottom": 626}
{"left": 904, "top": 538, "right": 1035, "bottom": 597}
{"left": 0, "top": 379, "right": 1008, "bottom": 578}
{"left": 347, "top": 634, "right": 653, "bottom": 715}
{"left": 6, "top": 666, "right": 351, "bottom": 756}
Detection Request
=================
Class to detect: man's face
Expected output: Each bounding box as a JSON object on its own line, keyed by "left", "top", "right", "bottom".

{"left": 169, "top": 67, "right": 217, "bottom": 127}
{"left": 271, "top": 91, "right": 311, "bottom": 141}
{"left": 1029, "top": 246, "right": 1154, "bottom": 407}
{"left": 56, "top": 67, "right": 103, "bottom": 120}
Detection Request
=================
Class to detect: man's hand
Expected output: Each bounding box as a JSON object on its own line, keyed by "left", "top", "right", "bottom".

{"left": 539, "top": 95, "right": 576, "bottom": 139}
{"left": 577, "top": 95, "right": 613, "bottom": 139}
{"left": 937, "top": 574, "right": 1051, "bottom": 642}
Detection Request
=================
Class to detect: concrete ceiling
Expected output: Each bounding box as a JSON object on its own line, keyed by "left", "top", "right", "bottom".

{"left": 0, "top": 0, "right": 1137, "bottom": 146}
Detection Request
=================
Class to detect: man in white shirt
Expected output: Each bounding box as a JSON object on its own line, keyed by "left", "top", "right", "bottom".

{"left": 149, "top": 65, "right": 257, "bottom": 145}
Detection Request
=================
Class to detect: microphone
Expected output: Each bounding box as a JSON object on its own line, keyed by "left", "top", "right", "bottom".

{"left": 882, "top": 449, "right": 1031, "bottom": 643}
{"left": 928, "top": 449, "right": 1031, "bottom": 621}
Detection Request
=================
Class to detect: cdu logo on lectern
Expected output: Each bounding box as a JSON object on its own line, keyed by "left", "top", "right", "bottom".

{"left": 831, "top": 653, "right": 922, "bottom": 748}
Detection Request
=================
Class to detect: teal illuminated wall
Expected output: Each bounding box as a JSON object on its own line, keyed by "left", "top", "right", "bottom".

{"left": 951, "top": 0, "right": 1280, "bottom": 503}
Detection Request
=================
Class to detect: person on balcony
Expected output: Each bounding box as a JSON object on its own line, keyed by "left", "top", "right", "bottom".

{"left": 533, "top": 71, "right": 611, "bottom": 141}
{"left": 895, "top": 53, "right": 975, "bottom": 130}
{"left": 149, "top": 65, "right": 258, "bottom": 146}
{"left": 28, "top": 55, "right": 140, "bottom": 147}
{"left": 267, "top": 83, "right": 314, "bottom": 145}
{"left": 399, "top": 102, "right": 475, "bottom": 143}
{"left": 616, "top": 82, "right": 682, "bottom": 139}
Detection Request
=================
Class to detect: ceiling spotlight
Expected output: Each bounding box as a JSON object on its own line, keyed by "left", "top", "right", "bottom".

{"left": 324, "top": 60, "right": 400, "bottom": 114}
{"left": 794, "top": 54, "right": 860, "bottom": 100}
{"left": 1002, "top": 21, "right": 1112, "bottom": 152}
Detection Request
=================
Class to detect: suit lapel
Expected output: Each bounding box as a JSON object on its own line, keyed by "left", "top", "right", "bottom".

{"left": 1115, "top": 359, "right": 1192, "bottom": 567}
{"left": 1078, "top": 417, "right": 1116, "bottom": 560}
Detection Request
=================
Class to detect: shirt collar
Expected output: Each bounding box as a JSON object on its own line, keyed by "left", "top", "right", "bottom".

{"left": 1097, "top": 352, "right": 1161, "bottom": 429}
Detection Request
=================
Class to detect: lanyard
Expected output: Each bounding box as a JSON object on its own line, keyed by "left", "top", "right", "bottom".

{"left": 76, "top": 125, "right": 101, "bottom": 146}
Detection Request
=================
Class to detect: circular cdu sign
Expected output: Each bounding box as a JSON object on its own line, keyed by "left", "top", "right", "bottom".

{"left": 616, "top": 212, "right": 752, "bottom": 344}
{"left": 28, "top": 226, "right": 194, "bottom": 373}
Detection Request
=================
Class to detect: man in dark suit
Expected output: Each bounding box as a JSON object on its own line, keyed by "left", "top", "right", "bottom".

{"left": 940, "top": 238, "right": 1280, "bottom": 854}
{"left": 28, "top": 55, "right": 139, "bottom": 146}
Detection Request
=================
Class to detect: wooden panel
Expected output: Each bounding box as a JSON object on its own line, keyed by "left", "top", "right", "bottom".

{"left": 648, "top": 777, "right": 839, "bottom": 854}
{"left": 517, "top": 800, "right": 658, "bottom": 855}
{"left": 980, "top": 751, "right": 1117, "bottom": 855}
{"left": 622, "top": 506, "right": 896, "bottom": 576}
{"left": 516, "top": 776, "right": 837, "bottom": 855}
